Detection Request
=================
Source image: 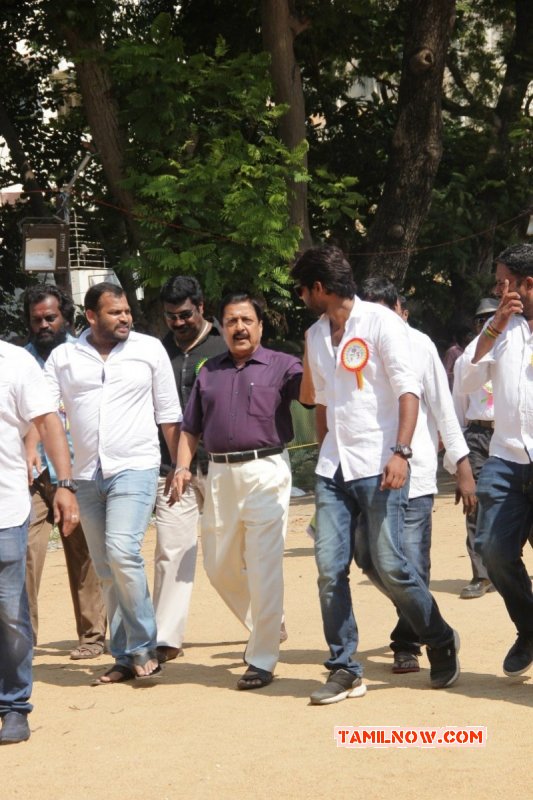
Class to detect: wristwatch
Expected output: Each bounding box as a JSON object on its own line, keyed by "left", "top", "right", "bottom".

{"left": 391, "top": 444, "right": 413, "bottom": 459}
{"left": 56, "top": 479, "right": 79, "bottom": 493}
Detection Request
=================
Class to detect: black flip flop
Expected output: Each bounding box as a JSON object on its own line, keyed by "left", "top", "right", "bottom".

{"left": 91, "top": 664, "right": 135, "bottom": 686}
{"left": 135, "top": 664, "right": 163, "bottom": 681}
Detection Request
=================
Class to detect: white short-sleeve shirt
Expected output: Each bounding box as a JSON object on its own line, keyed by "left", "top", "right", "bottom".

{"left": 0, "top": 341, "right": 56, "bottom": 526}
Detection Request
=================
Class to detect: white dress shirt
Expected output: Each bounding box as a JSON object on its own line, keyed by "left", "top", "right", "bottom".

{"left": 306, "top": 299, "right": 420, "bottom": 481}
{"left": 459, "top": 315, "right": 533, "bottom": 464}
{"left": 407, "top": 326, "right": 469, "bottom": 498}
{"left": 44, "top": 330, "right": 182, "bottom": 480}
{"left": 0, "top": 341, "right": 56, "bottom": 526}
{"left": 452, "top": 341, "right": 494, "bottom": 426}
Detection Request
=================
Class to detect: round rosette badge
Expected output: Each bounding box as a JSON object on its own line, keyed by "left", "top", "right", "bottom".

{"left": 340, "top": 337, "right": 369, "bottom": 389}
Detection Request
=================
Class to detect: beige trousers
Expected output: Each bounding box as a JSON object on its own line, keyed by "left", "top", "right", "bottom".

{"left": 201, "top": 451, "right": 291, "bottom": 672}
{"left": 26, "top": 470, "right": 106, "bottom": 646}
{"left": 153, "top": 473, "right": 205, "bottom": 648}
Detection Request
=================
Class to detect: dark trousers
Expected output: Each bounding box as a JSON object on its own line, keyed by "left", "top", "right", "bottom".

{"left": 464, "top": 424, "right": 492, "bottom": 581}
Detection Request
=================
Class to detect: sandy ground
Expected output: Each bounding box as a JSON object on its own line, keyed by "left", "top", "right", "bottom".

{"left": 3, "top": 475, "right": 532, "bottom": 799}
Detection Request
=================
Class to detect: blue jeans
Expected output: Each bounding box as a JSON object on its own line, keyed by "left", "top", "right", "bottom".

{"left": 77, "top": 468, "right": 159, "bottom": 667}
{"left": 0, "top": 518, "right": 33, "bottom": 716}
{"left": 475, "top": 457, "right": 533, "bottom": 635}
{"left": 389, "top": 494, "right": 434, "bottom": 655}
{"left": 315, "top": 467, "right": 453, "bottom": 676}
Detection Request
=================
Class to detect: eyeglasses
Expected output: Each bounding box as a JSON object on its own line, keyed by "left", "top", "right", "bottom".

{"left": 164, "top": 309, "right": 195, "bottom": 322}
{"left": 293, "top": 285, "right": 305, "bottom": 298}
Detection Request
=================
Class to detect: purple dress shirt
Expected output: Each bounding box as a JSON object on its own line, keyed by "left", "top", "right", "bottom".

{"left": 181, "top": 345, "right": 303, "bottom": 453}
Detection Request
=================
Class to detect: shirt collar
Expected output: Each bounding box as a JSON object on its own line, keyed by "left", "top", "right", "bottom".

{"left": 220, "top": 343, "right": 271, "bottom": 366}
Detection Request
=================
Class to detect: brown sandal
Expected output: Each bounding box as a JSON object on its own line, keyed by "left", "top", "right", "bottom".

{"left": 70, "top": 643, "right": 105, "bottom": 660}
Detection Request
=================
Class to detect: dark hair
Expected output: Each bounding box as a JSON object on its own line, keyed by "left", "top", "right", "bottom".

{"left": 84, "top": 281, "right": 125, "bottom": 312}
{"left": 23, "top": 283, "right": 75, "bottom": 326}
{"left": 219, "top": 292, "right": 264, "bottom": 323}
{"left": 160, "top": 275, "right": 203, "bottom": 307}
{"left": 452, "top": 323, "right": 472, "bottom": 348}
{"left": 291, "top": 245, "right": 356, "bottom": 299}
{"left": 496, "top": 244, "right": 533, "bottom": 277}
{"left": 359, "top": 277, "right": 399, "bottom": 310}
{"left": 398, "top": 294, "right": 407, "bottom": 311}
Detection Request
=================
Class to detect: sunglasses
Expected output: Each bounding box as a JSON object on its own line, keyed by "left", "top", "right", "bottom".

{"left": 293, "top": 285, "right": 305, "bottom": 298}
{"left": 164, "top": 309, "right": 195, "bottom": 322}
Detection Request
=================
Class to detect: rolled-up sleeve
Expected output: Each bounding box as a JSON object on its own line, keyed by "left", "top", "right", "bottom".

{"left": 307, "top": 334, "right": 328, "bottom": 406}
{"left": 379, "top": 316, "right": 420, "bottom": 399}
{"left": 458, "top": 353, "right": 493, "bottom": 396}
{"left": 423, "top": 342, "right": 468, "bottom": 470}
{"left": 181, "top": 375, "right": 204, "bottom": 436}
{"left": 152, "top": 342, "right": 182, "bottom": 424}
{"left": 282, "top": 358, "right": 303, "bottom": 401}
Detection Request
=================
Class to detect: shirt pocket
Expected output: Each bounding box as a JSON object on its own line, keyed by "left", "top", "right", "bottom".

{"left": 247, "top": 385, "right": 279, "bottom": 418}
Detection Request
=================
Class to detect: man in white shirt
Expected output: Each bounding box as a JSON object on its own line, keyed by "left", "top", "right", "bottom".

{"left": 0, "top": 342, "right": 78, "bottom": 745}
{"left": 452, "top": 298, "right": 498, "bottom": 600}
{"left": 292, "top": 245, "right": 460, "bottom": 704}
{"left": 359, "top": 278, "right": 475, "bottom": 674}
{"left": 459, "top": 243, "right": 533, "bottom": 678}
{"left": 44, "top": 283, "right": 181, "bottom": 685}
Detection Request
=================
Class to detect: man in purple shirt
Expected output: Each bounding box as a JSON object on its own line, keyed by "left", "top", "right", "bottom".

{"left": 171, "top": 292, "right": 303, "bottom": 691}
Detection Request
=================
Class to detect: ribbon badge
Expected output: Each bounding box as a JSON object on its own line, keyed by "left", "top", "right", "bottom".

{"left": 340, "top": 337, "right": 369, "bottom": 389}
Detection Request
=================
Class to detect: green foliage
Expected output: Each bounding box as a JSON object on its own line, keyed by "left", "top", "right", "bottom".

{"left": 0, "top": 0, "right": 531, "bottom": 345}
{"left": 111, "top": 21, "right": 304, "bottom": 299}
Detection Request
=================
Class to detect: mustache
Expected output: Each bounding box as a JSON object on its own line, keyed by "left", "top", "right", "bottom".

{"left": 232, "top": 332, "right": 249, "bottom": 340}
{"left": 30, "top": 328, "right": 67, "bottom": 344}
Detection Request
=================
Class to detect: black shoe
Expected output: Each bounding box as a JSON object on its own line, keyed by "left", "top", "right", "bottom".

{"left": 392, "top": 651, "right": 420, "bottom": 674}
{"left": 503, "top": 634, "right": 533, "bottom": 677}
{"left": 156, "top": 646, "right": 184, "bottom": 663}
{"left": 310, "top": 668, "right": 367, "bottom": 705}
{"left": 460, "top": 579, "right": 493, "bottom": 599}
{"left": 0, "top": 712, "right": 31, "bottom": 745}
{"left": 427, "top": 630, "right": 460, "bottom": 689}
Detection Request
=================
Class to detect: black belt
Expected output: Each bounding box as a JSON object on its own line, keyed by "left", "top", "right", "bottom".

{"left": 467, "top": 420, "right": 494, "bottom": 430}
{"left": 208, "top": 447, "right": 284, "bottom": 464}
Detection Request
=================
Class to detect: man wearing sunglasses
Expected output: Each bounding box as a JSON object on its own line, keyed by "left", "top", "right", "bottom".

{"left": 292, "top": 245, "right": 460, "bottom": 703}
{"left": 154, "top": 276, "right": 226, "bottom": 663}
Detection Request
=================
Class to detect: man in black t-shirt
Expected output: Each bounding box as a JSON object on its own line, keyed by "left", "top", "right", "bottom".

{"left": 153, "top": 276, "right": 227, "bottom": 663}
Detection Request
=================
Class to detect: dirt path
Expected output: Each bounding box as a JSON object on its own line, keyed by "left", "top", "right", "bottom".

{"left": 3, "top": 480, "right": 532, "bottom": 799}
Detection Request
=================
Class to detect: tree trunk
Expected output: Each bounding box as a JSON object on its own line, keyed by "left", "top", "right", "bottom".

{"left": 363, "top": 0, "right": 456, "bottom": 284}
{"left": 475, "top": 0, "right": 533, "bottom": 275}
{"left": 261, "top": 0, "right": 313, "bottom": 252}
{"left": 0, "top": 100, "right": 49, "bottom": 217}
{"left": 60, "top": 26, "right": 143, "bottom": 320}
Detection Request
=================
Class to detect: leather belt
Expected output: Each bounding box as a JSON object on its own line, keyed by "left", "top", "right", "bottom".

{"left": 208, "top": 447, "right": 284, "bottom": 464}
{"left": 468, "top": 419, "right": 494, "bottom": 430}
